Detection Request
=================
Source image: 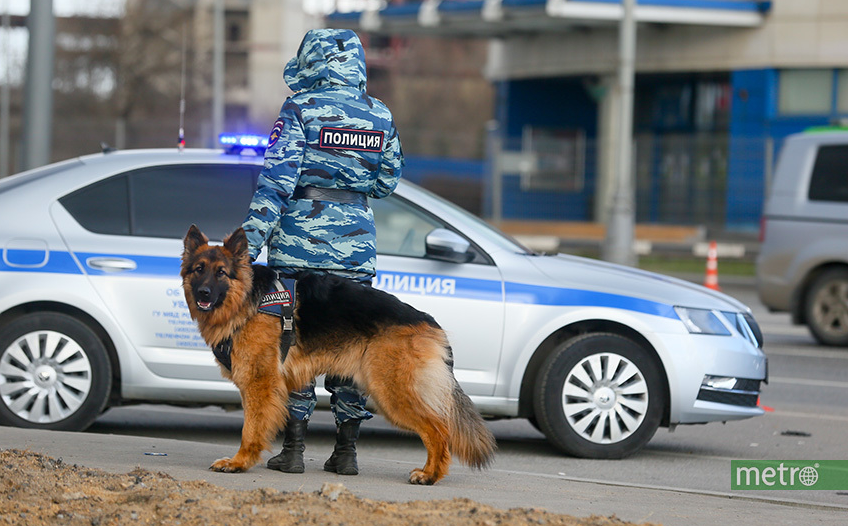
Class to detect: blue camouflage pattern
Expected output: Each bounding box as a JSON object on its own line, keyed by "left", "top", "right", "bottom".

{"left": 242, "top": 29, "right": 404, "bottom": 276}
{"left": 288, "top": 376, "right": 373, "bottom": 425}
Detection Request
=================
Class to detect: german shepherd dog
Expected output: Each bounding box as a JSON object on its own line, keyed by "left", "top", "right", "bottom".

{"left": 180, "top": 225, "right": 496, "bottom": 485}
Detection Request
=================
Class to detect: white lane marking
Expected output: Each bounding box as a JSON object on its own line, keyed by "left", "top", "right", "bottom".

{"left": 766, "top": 410, "right": 848, "bottom": 422}
{"left": 765, "top": 348, "right": 848, "bottom": 359}
{"left": 769, "top": 376, "right": 848, "bottom": 389}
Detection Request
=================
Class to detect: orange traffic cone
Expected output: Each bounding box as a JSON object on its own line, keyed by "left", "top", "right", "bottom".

{"left": 704, "top": 240, "right": 720, "bottom": 290}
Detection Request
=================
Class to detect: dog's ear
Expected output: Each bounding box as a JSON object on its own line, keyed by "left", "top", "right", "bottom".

{"left": 184, "top": 224, "right": 209, "bottom": 253}
{"left": 223, "top": 227, "right": 249, "bottom": 262}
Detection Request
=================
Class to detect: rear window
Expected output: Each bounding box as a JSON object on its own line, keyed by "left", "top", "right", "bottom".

{"left": 61, "top": 175, "right": 130, "bottom": 235}
{"left": 60, "top": 164, "right": 260, "bottom": 240}
{"left": 808, "top": 145, "right": 848, "bottom": 203}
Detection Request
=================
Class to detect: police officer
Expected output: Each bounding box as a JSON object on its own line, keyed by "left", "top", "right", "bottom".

{"left": 242, "top": 29, "right": 403, "bottom": 476}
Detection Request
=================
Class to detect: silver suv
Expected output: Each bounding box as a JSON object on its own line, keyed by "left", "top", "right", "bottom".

{"left": 757, "top": 130, "right": 848, "bottom": 346}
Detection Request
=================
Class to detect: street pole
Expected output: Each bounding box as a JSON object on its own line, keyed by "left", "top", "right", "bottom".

{"left": 21, "top": 0, "right": 54, "bottom": 171}
{"left": 212, "top": 0, "right": 225, "bottom": 144}
{"left": 601, "top": 0, "right": 637, "bottom": 267}
{"left": 1, "top": 4, "right": 10, "bottom": 177}
{"left": 487, "top": 121, "right": 503, "bottom": 225}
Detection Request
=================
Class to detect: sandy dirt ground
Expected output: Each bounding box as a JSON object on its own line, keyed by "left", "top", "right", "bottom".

{"left": 0, "top": 448, "right": 657, "bottom": 526}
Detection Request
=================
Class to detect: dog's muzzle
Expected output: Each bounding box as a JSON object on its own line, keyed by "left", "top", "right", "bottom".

{"left": 195, "top": 286, "right": 217, "bottom": 311}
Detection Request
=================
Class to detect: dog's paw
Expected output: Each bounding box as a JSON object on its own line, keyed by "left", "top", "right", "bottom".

{"left": 408, "top": 468, "right": 437, "bottom": 485}
{"left": 210, "top": 457, "right": 248, "bottom": 473}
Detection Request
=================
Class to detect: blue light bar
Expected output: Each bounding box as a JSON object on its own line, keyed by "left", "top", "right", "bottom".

{"left": 218, "top": 133, "right": 269, "bottom": 150}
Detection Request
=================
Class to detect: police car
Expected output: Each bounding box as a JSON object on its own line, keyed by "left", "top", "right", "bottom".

{"left": 0, "top": 136, "right": 767, "bottom": 459}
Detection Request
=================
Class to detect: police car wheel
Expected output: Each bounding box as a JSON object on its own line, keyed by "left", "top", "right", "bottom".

{"left": 533, "top": 332, "right": 664, "bottom": 459}
{"left": 0, "top": 312, "right": 112, "bottom": 431}
{"left": 805, "top": 268, "right": 848, "bottom": 346}
{"left": 526, "top": 416, "right": 543, "bottom": 433}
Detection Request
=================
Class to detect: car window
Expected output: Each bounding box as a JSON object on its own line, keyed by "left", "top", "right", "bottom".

{"left": 61, "top": 175, "right": 130, "bottom": 235}
{"left": 808, "top": 145, "right": 848, "bottom": 203}
{"left": 129, "top": 165, "right": 258, "bottom": 240}
{"left": 372, "top": 195, "right": 489, "bottom": 264}
{"left": 406, "top": 182, "right": 533, "bottom": 256}
{"left": 373, "top": 196, "right": 441, "bottom": 258}
{"left": 60, "top": 164, "right": 261, "bottom": 240}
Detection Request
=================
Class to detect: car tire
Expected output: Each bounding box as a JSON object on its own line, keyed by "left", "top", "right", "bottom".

{"left": 533, "top": 332, "right": 664, "bottom": 459}
{"left": 805, "top": 268, "right": 848, "bottom": 346}
{"left": 0, "top": 312, "right": 112, "bottom": 431}
{"left": 526, "top": 416, "right": 543, "bottom": 433}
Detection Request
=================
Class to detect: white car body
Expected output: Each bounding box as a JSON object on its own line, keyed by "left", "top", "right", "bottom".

{"left": 0, "top": 147, "right": 767, "bottom": 458}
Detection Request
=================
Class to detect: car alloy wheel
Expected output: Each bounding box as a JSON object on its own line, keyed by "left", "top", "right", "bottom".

{"left": 1, "top": 330, "right": 93, "bottom": 424}
{"left": 533, "top": 332, "right": 664, "bottom": 458}
{"left": 562, "top": 352, "right": 648, "bottom": 444}
{"left": 0, "top": 313, "right": 111, "bottom": 431}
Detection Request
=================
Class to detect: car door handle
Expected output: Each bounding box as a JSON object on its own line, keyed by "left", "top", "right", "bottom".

{"left": 86, "top": 257, "right": 137, "bottom": 273}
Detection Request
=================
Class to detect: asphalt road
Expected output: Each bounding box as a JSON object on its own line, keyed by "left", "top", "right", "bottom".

{"left": 3, "top": 281, "right": 847, "bottom": 525}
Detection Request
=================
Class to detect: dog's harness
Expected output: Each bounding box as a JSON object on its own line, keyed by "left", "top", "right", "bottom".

{"left": 258, "top": 278, "right": 297, "bottom": 354}
{"left": 212, "top": 338, "right": 234, "bottom": 372}
{"left": 212, "top": 278, "right": 297, "bottom": 372}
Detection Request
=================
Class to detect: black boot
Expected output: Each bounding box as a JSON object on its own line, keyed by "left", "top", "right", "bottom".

{"left": 323, "top": 420, "right": 360, "bottom": 475}
{"left": 267, "top": 419, "right": 308, "bottom": 473}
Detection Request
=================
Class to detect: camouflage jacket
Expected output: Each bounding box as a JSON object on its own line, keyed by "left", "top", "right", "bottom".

{"left": 243, "top": 29, "right": 403, "bottom": 276}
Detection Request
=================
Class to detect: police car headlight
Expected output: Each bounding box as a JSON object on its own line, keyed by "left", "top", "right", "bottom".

{"left": 674, "top": 307, "right": 731, "bottom": 336}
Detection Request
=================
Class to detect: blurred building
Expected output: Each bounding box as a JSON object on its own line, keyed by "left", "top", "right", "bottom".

{"left": 183, "top": 0, "right": 320, "bottom": 145}
{"left": 1, "top": 12, "right": 119, "bottom": 172}
{"left": 0, "top": 0, "right": 319, "bottom": 170}
{"left": 191, "top": 0, "right": 321, "bottom": 140}
{"left": 327, "top": 0, "right": 848, "bottom": 233}
{"left": 6, "top": 1, "right": 845, "bottom": 234}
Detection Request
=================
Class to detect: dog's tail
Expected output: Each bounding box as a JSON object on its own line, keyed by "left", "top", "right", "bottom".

{"left": 448, "top": 373, "right": 497, "bottom": 469}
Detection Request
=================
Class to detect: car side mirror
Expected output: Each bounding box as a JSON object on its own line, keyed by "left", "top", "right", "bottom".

{"left": 425, "top": 228, "right": 473, "bottom": 264}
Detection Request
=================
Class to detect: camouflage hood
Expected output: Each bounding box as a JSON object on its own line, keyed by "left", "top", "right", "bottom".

{"left": 284, "top": 29, "right": 367, "bottom": 93}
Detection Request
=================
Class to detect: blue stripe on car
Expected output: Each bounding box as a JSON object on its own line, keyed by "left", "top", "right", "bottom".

{"left": 0, "top": 252, "right": 678, "bottom": 319}
{"left": 375, "top": 270, "right": 678, "bottom": 320}
{"left": 505, "top": 281, "right": 679, "bottom": 319}
{"left": 76, "top": 253, "right": 181, "bottom": 277}
{"left": 0, "top": 249, "right": 82, "bottom": 274}
{"left": 374, "top": 271, "right": 502, "bottom": 301}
